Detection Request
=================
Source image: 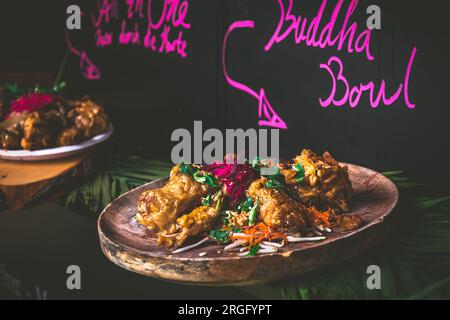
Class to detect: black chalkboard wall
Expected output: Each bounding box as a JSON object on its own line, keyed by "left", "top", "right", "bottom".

{"left": 0, "top": 0, "right": 449, "bottom": 189}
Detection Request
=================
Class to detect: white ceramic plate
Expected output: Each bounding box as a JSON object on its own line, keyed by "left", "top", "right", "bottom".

{"left": 0, "top": 124, "right": 114, "bottom": 162}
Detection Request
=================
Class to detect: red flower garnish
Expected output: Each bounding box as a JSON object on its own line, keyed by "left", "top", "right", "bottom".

{"left": 9, "top": 93, "right": 57, "bottom": 114}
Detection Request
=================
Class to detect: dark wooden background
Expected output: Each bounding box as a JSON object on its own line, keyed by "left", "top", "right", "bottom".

{"left": 0, "top": 0, "right": 449, "bottom": 190}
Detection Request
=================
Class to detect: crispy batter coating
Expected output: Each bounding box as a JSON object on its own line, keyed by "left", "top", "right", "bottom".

{"left": 20, "top": 112, "right": 53, "bottom": 150}
{"left": 281, "top": 149, "right": 353, "bottom": 212}
{"left": 58, "top": 99, "right": 108, "bottom": 146}
{"left": 247, "top": 179, "right": 310, "bottom": 230}
{"left": 159, "top": 206, "right": 220, "bottom": 247}
{"left": 136, "top": 165, "right": 210, "bottom": 235}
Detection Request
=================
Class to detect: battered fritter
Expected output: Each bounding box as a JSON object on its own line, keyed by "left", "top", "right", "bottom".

{"left": 281, "top": 149, "right": 353, "bottom": 212}
{"left": 247, "top": 179, "right": 310, "bottom": 230}
{"left": 58, "top": 99, "right": 108, "bottom": 146}
{"left": 159, "top": 205, "right": 220, "bottom": 247}
{"left": 136, "top": 165, "right": 210, "bottom": 236}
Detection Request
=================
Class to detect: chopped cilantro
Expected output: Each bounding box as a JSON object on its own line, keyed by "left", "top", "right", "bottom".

{"left": 263, "top": 167, "right": 286, "bottom": 189}
{"left": 233, "top": 227, "right": 243, "bottom": 234}
{"left": 265, "top": 178, "right": 285, "bottom": 189}
{"left": 209, "top": 225, "right": 242, "bottom": 244}
{"left": 179, "top": 162, "right": 195, "bottom": 175}
{"left": 209, "top": 229, "right": 230, "bottom": 244}
{"left": 236, "top": 197, "right": 254, "bottom": 213}
{"left": 202, "top": 194, "right": 211, "bottom": 206}
{"left": 247, "top": 244, "right": 261, "bottom": 257}
{"left": 193, "top": 171, "right": 219, "bottom": 188}
{"left": 292, "top": 163, "right": 305, "bottom": 183}
{"left": 179, "top": 162, "right": 219, "bottom": 188}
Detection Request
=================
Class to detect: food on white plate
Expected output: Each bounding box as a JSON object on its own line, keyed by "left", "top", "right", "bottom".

{"left": 0, "top": 83, "right": 109, "bottom": 150}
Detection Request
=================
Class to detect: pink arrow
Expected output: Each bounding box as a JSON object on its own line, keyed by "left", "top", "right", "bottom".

{"left": 223, "top": 20, "right": 287, "bottom": 129}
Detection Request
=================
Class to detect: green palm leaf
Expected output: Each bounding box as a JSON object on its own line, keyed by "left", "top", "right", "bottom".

{"left": 58, "top": 146, "right": 171, "bottom": 215}
{"left": 272, "top": 172, "right": 450, "bottom": 300}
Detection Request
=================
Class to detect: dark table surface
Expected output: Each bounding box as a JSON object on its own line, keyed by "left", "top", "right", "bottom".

{"left": 0, "top": 202, "right": 272, "bottom": 300}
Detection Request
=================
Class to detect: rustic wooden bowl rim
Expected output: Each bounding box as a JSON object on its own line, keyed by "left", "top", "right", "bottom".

{"left": 97, "top": 163, "right": 399, "bottom": 285}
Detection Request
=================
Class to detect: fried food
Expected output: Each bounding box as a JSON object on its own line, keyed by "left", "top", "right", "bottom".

{"left": 247, "top": 179, "right": 310, "bottom": 230}
{"left": 0, "top": 94, "right": 109, "bottom": 150}
{"left": 136, "top": 150, "right": 361, "bottom": 252}
{"left": 20, "top": 112, "right": 58, "bottom": 150}
{"left": 159, "top": 205, "right": 220, "bottom": 247}
{"left": 20, "top": 112, "right": 52, "bottom": 150}
{"left": 136, "top": 165, "right": 210, "bottom": 235}
{"left": 58, "top": 99, "right": 108, "bottom": 146}
{"left": 281, "top": 149, "right": 353, "bottom": 212}
{"left": 20, "top": 106, "right": 68, "bottom": 150}
{"left": 0, "top": 112, "right": 28, "bottom": 149}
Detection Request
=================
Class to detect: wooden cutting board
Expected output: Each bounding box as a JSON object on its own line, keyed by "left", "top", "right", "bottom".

{"left": 0, "top": 152, "right": 93, "bottom": 211}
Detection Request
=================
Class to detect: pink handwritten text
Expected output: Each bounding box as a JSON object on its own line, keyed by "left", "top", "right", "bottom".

{"left": 68, "top": 0, "right": 191, "bottom": 80}
{"left": 265, "top": 0, "right": 374, "bottom": 61}
{"left": 319, "top": 48, "right": 416, "bottom": 109}
{"left": 222, "top": 0, "right": 417, "bottom": 128}
{"left": 66, "top": 32, "right": 101, "bottom": 81}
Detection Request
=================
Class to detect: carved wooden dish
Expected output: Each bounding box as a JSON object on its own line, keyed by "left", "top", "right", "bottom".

{"left": 98, "top": 164, "right": 399, "bottom": 285}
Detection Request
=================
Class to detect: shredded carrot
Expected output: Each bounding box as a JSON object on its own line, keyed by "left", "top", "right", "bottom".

{"left": 307, "top": 207, "right": 336, "bottom": 227}
{"left": 231, "top": 222, "right": 286, "bottom": 246}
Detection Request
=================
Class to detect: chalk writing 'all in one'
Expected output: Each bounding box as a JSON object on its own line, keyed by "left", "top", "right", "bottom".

{"left": 67, "top": 0, "right": 192, "bottom": 80}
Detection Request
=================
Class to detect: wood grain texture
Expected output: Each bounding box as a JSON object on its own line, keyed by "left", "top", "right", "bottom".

{"left": 0, "top": 152, "right": 92, "bottom": 211}
{"left": 98, "top": 164, "right": 399, "bottom": 285}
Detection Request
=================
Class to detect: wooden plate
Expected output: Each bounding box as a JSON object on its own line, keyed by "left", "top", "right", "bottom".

{"left": 98, "top": 164, "right": 399, "bottom": 286}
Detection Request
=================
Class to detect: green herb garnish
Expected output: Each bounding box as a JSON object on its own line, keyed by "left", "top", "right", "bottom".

{"left": 233, "top": 227, "right": 242, "bottom": 234}
{"left": 209, "top": 229, "right": 230, "bottom": 244}
{"left": 221, "top": 211, "right": 231, "bottom": 226}
{"left": 179, "top": 162, "right": 219, "bottom": 188}
{"left": 193, "top": 171, "right": 219, "bottom": 188}
{"left": 215, "top": 191, "right": 223, "bottom": 210}
{"left": 202, "top": 194, "right": 211, "bottom": 206}
{"left": 248, "top": 201, "right": 260, "bottom": 226}
{"left": 292, "top": 163, "right": 305, "bottom": 183}
{"left": 247, "top": 244, "right": 261, "bottom": 257}
{"left": 4, "top": 82, "right": 66, "bottom": 98}
{"left": 179, "top": 162, "right": 195, "bottom": 175}
{"left": 236, "top": 197, "right": 254, "bottom": 213}
{"left": 252, "top": 157, "right": 262, "bottom": 169}
{"left": 265, "top": 178, "right": 285, "bottom": 189}
{"left": 209, "top": 225, "right": 241, "bottom": 244}
{"left": 262, "top": 167, "right": 286, "bottom": 190}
